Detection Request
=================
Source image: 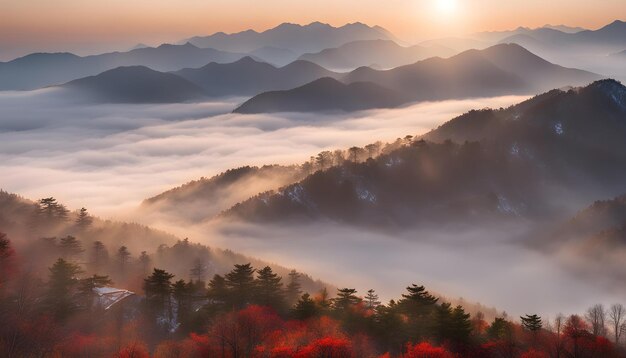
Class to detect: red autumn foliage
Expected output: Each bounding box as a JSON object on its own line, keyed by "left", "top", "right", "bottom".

{"left": 405, "top": 342, "right": 454, "bottom": 358}
{"left": 116, "top": 341, "right": 150, "bottom": 358}
{"left": 295, "top": 336, "right": 352, "bottom": 358}
{"left": 520, "top": 348, "right": 550, "bottom": 358}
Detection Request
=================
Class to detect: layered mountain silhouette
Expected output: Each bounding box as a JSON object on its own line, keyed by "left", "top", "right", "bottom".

{"left": 249, "top": 46, "right": 299, "bottom": 66}
{"left": 298, "top": 39, "right": 456, "bottom": 70}
{"left": 238, "top": 44, "right": 599, "bottom": 113}
{"left": 174, "top": 57, "right": 339, "bottom": 97}
{"left": 234, "top": 77, "right": 408, "bottom": 113}
{"left": 0, "top": 43, "right": 248, "bottom": 91}
{"left": 224, "top": 80, "right": 626, "bottom": 226}
{"left": 344, "top": 43, "right": 599, "bottom": 96}
{"left": 60, "top": 66, "right": 207, "bottom": 103}
{"left": 499, "top": 20, "right": 626, "bottom": 53}
{"left": 185, "top": 22, "right": 395, "bottom": 54}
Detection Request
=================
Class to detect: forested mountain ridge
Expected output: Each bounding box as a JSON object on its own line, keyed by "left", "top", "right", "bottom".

{"left": 0, "top": 190, "right": 327, "bottom": 295}
{"left": 222, "top": 80, "right": 626, "bottom": 226}
{"left": 140, "top": 165, "right": 307, "bottom": 224}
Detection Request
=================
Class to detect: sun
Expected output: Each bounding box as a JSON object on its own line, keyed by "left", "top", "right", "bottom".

{"left": 435, "top": 0, "right": 458, "bottom": 14}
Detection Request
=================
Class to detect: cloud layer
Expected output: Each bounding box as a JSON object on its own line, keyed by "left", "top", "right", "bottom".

{"left": 0, "top": 90, "right": 526, "bottom": 217}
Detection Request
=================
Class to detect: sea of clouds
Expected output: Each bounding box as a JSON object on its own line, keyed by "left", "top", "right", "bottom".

{"left": 0, "top": 89, "right": 527, "bottom": 216}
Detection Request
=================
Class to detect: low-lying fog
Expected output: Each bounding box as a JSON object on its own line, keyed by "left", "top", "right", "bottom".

{"left": 5, "top": 89, "right": 622, "bottom": 317}
{"left": 0, "top": 89, "right": 526, "bottom": 215}
{"left": 154, "top": 220, "right": 625, "bottom": 319}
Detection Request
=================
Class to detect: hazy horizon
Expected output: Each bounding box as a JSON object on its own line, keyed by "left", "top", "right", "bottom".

{"left": 1, "top": 0, "right": 624, "bottom": 60}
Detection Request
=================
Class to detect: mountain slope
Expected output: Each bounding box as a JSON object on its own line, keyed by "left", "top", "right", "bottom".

{"left": 174, "top": 57, "right": 339, "bottom": 97}
{"left": 344, "top": 44, "right": 599, "bottom": 99}
{"left": 224, "top": 80, "right": 626, "bottom": 226}
{"left": 234, "top": 77, "right": 408, "bottom": 113}
{"left": 185, "top": 21, "right": 394, "bottom": 54}
{"left": 0, "top": 43, "right": 248, "bottom": 91}
{"left": 0, "top": 190, "right": 328, "bottom": 295}
{"left": 297, "top": 39, "right": 456, "bottom": 70}
{"left": 61, "top": 66, "right": 207, "bottom": 103}
{"left": 140, "top": 165, "right": 307, "bottom": 224}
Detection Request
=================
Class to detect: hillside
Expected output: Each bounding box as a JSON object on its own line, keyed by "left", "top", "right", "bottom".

{"left": 234, "top": 77, "right": 408, "bottom": 113}
{"left": 225, "top": 80, "right": 626, "bottom": 225}
{"left": 298, "top": 39, "right": 456, "bottom": 70}
{"left": 60, "top": 66, "right": 208, "bottom": 103}
{"left": 140, "top": 165, "right": 307, "bottom": 223}
{"left": 174, "top": 57, "right": 339, "bottom": 97}
{"left": 0, "top": 190, "right": 327, "bottom": 295}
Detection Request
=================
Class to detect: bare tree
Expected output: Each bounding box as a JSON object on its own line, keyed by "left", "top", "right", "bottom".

{"left": 609, "top": 303, "right": 625, "bottom": 344}
{"left": 585, "top": 304, "right": 607, "bottom": 337}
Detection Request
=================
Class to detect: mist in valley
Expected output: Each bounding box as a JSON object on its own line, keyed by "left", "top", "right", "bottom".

{"left": 0, "top": 90, "right": 527, "bottom": 216}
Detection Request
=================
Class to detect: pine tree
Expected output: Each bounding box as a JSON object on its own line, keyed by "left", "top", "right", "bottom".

{"left": 255, "top": 266, "right": 285, "bottom": 310}
{"left": 38, "top": 197, "right": 69, "bottom": 222}
{"left": 521, "top": 314, "right": 543, "bottom": 332}
{"left": 449, "top": 305, "right": 472, "bottom": 350}
{"left": 399, "top": 284, "right": 439, "bottom": 317}
{"left": 190, "top": 258, "right": 206, "bottom": 282}
{"left": 76, "top": 207, "right": 93, "bottom": 229}
{"left": 293, "top": 293, "right": 317, "bottom": 320}
{"left": 224, "top": 263, "right": 255, "bottom": 309}
{"left": 207, "top": 274, "right": 229, "bottom": 306}
{"left": 90, "top": 241, "right": 109, "bottom": 271}
{"left": 487, "top": 317, "right": 513, "bottom": 340}
{"left": 365, "top": 289, "right": 381, "bottom": 309}
{"left": 117, "top": 246, "right": 131, "bottom": 272}
{"left": 138, "top": 251, "right": 151, "bottom": 276}
{"left": 398, "top": 284, "right": 439, "bottom": 341}
{"left": 144, "top": 268, "right": 175, "bottom": 320}
{"left": 59, "top": 235, "right": 84, "bottom": 259}
{"left": 333, "top": 288, "right": 361, "bottom": 311}
{"left": 45, "top": 258, "right": 83, "bottom": 321}
{"left": 434, "top": 302, "right": 453, "bottom": 344}
{"left": 285, "top": 269, "right": 302, "bottom": 306}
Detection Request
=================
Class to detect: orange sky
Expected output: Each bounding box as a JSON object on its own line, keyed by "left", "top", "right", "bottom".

{"left": 1, "top": 0, "right": 624, "bottom": 60}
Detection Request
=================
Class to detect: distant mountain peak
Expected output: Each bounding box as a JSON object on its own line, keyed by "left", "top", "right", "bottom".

{"left": 233, "top": 56, "right": 263, "bottom": 64}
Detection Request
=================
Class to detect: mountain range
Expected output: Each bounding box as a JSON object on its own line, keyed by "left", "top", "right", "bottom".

{"left": 173, "top": 56, "right": 338, "bottom": 97}
{"left": 0, "top": 43, "right": 250, "bottom": 91}
{"left": 297, "top": 39, "right": 456, "bottom": 71}
{"left": 185, "top": 21, "right": 395, "bottom": 55}
{"left": 237, "top": 44, "right": 599, "bottom": 113}
{"left": 498, "top": 20, "right": 626, "bottom": 53}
